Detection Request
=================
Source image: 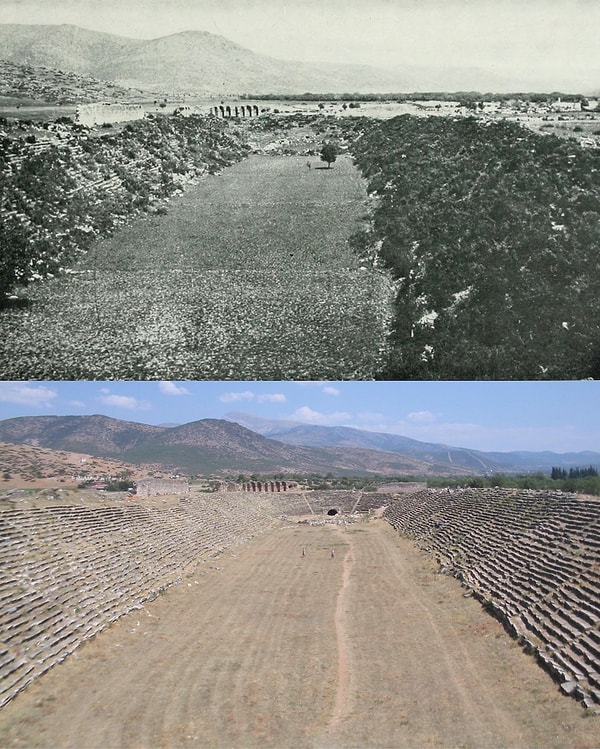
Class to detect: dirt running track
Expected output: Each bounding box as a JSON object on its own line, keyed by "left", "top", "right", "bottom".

{"left": 0, "top": 520, "right": 597, "bottom": 749}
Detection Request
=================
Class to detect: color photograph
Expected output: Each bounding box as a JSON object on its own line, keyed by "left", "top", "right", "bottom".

{"left": 0, "top": 379, "right": 599, "bottom": 747}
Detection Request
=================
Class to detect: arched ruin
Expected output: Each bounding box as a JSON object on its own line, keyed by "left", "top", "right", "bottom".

{"left": 212, "top": 104, "right": 261, "bottom": 119}
{"left": 241, "top": 480, "right": 293, "bottom": 492}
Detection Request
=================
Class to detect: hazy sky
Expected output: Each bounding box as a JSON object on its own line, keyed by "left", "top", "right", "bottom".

{"left": 1, "top": 381, "right": 599, "bottom": 454}
{"left": 2, "top": 0, "right": 599, "bottom": 88}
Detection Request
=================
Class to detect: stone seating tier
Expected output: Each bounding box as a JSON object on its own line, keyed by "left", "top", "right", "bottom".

{"left": 383, "top": 487, "right": 600, "bottom": 712}
{"left": 0, "top": 491, "right": 288, "bottom": 708}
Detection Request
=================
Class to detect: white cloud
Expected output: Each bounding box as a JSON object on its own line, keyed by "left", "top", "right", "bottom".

{"left": 219, "top": 390, "right": 255, "bottom": 403}
{"left": 98, "top": 394, "right": 151, "bottom": 411}
{"left": 159, "top": 381, "right": 190, "bottom": 396}
{"left": 407, "top": 410, "right": 438, "bottom": 424}
{"left": 295, "top": 382, "right": 341, "bottom": 396}
{"left": 291, "top": 406, "right": 352, "bottom": 425}
{"left": 257, "top": 393, "right": 286, "bottom": 403}
{"left": 0, "top": 382, "right": 58, "bottom": 408}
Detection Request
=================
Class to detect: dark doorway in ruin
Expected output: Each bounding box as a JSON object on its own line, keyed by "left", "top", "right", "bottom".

{"left": 327, "top": 509, "right": 339, "bottom": 516}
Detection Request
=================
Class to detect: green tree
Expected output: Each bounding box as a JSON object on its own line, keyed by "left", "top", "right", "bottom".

{"left": 320, "top": 142, "right": 338, "bottom": 168}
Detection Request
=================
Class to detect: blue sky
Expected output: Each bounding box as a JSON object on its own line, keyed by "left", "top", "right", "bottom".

{"left": 3, "top": 0, "right": 599, "bottom": 91}
{"left": 0, "top": 381, "right": 598, "bottom": 454}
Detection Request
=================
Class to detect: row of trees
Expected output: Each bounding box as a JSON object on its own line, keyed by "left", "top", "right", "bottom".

{"left": 428, "top": 471, "right": 600, "bottom": 495}
{"left": 242, "top": 92, "right": 587, "bottom": 104}
{"left": 230, "top": 472, "right": 407, "bottom": 491}
{"left": 228, "top": 470, "right": 600, "bottom": 495}
{"left": 550, "top": 465, "right": 598, "bottom": 480}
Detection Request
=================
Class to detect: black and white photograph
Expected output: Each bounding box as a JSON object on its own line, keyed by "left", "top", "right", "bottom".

{"left": 1, "top": 0, "right": 599, "bottom": 379}
{"left": 1, "top": 2, "right": 600, "bottom": 748}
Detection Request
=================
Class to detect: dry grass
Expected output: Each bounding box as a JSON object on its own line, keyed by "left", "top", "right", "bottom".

{"left": 0, "top": 519, "right": 596, "bottom": 749}
{"left": 1, "top": 153, "right": 394, "bottom": 379}
{"left": 0, "top": 441, "right": 170, "bottom": 491}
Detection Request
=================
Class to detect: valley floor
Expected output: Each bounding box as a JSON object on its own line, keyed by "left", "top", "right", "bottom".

{"left": 0, "top": 519, "right": 596, "bottom": 749}
{"left": 0, "top": 153, "right": 394, "bottom": 379}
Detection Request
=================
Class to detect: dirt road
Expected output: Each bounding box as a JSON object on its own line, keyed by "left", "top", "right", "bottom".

{"left": 0, "top": 520, "right": 596, "bottom": 749}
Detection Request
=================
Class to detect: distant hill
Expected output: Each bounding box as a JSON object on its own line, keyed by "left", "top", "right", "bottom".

{"left": 0, "top": 24, "right": 402, "bottom": 95}
{"left": 224, "top": 411, "right": 600, "bottom": 474}
{"left": 1, "top": 414, "right": 598, "bottom": 478}
{"left": 0, "top": 415, "right": 165, "bottom": 456}
{"left": 0, "top": 23, "right": 538, "bottom": 96}
{"left": 0, "top": 441, "right": 147, "bottom": 485}
{"left": 0, "top": 415, "right": 477, "bottom": 477}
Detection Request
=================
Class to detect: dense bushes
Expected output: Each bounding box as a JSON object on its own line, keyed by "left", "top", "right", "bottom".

{"left": 349, "top": 115, "right": 600, "bottom": 379}
{"left": 0, "top": 115, "right": 250, "bottom": 299}
{"left": 428, "top": 471, "right": 600, "bottom": 496}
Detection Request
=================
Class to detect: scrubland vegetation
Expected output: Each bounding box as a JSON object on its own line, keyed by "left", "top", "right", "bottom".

{"left": 348, "top": 115, "right": 600, "bottom": 379}
{"left": 428, "top": 469, "right": 600, "bottom": 495}
{"left": 2, "top": 109, "right": 600, "bottom": 379}
{"left": 0, "top": 59, "right": 149, "bottom": 105}
{"left": 1, "top": 114, "right": 249, "bottom": 299}
{"left": 0, "top": 114, "right": 392, "bottom": 379}
{"left": 230, "top": 470, "right": 600, "bottom": 496}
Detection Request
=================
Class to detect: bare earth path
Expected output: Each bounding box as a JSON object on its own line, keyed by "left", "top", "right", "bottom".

{"left": 0, "top": 520, "right": 596, "bottom": 749}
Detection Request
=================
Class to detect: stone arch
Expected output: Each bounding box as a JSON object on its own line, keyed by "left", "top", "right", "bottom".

{"left": 219, "top": 105, "right": 225, "bottom": 117}
{"left": 327, "top": 508, "right": 339, "bottom": 516}
{"left": 253, "top": 105, "right": 259, "bottom": 116}
{"left": 226, "top": 105, "right": 232, "bottom": 117}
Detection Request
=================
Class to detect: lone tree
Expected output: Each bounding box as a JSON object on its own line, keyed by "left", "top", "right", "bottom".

{"left": 320, "top": 142, "right": 339, "bottom": 168}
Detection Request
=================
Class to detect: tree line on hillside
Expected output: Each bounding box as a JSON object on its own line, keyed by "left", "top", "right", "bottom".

{"left": 428, "top": 471, "right": 600, "bottom": 495}
{"left": 550, "top": 465, "right": 598, "bottom": 480}
{"left": 243, "top": 92, "right": 587, "bottom": 104}
{"left": 347, "top": 115, "right": 600, "bottom": 379}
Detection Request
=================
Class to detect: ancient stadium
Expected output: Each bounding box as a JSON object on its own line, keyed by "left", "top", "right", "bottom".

{"left": 0, "top": 484, "right": 599, "bottom": 748}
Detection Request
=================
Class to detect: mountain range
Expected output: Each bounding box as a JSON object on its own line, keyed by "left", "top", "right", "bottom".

{"left": 1, "top": 23, "right": 591, "bottom": 96}
{"left": 0, "top": 414, "right": 597, "bottom": 478}
{"left": 0, "top": 24, "right": 399, "bottom": 95}
{"left": 223, "top": 412, "right": 600, "bottom": 474}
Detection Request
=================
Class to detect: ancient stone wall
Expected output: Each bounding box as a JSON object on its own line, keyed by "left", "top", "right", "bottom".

{"left": 76, "top": 103, "right": 145, "bottom": 127}
{"left": 212, "top": 104, "right": 260, "bottom": 118}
